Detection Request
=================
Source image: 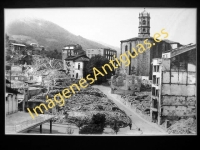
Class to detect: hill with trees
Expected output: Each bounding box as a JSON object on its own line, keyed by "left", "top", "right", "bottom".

{"left": 5, "top": 18, "right": 118, "bottom": 52}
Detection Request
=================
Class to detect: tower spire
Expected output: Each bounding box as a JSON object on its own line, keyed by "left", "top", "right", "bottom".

{"left": 138, "top": 8, "right": 150, "bottom": 38}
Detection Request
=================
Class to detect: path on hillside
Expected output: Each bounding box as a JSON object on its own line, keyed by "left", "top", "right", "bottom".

{"left": 92, "top": 85, "right": 168, "bottom": 135}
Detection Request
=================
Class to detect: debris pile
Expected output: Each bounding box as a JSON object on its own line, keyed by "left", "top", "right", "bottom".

{"left": 52, "top": 87, "right": 132, "bottom": 127}
{"left": 167, "top": 117, "right": 196, "bottom": 134}
{"left": 121, "top": 92, "right": 151, "bottom": 114}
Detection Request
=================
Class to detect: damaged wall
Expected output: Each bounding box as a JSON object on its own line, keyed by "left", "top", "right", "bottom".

{"left": 160, "top": 52, "right": 196, "bottom": 121}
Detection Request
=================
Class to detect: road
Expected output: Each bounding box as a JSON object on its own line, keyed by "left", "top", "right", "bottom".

{"left": 92, "top": 85, "right": 168, "bottom": 135}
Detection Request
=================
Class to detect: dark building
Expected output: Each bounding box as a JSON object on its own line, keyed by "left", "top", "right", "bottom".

{"left": 103, "top": 48, "right": 117, "bottom": 61}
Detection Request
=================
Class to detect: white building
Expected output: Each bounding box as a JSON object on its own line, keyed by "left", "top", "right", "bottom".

{"left": 64, "top": 54, "right": 90, "bottom": 79}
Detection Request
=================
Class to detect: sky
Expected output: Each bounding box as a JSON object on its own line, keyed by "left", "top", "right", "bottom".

{"left": 5, "top": 8, "right": 196, "bottom": 48}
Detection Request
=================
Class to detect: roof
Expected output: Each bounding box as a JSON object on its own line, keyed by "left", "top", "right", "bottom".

{"left": 162, "top": 39, "right": 180, "bottom": 44}
{"left": 6, "top": 79, "right": 11, "bottom": 84}
{"left": 6, "top": 87, "right": 20, "bottom": 94}
{"left": 120, "top": 37, "right": 154, "bottom": 42}
{"left": 120, "top": 37, "right": 181, "bottom": 44}
{"left": 63, "top": 44, "right": 77, "bottom": 49}
{"left": 74, "top": 57, "right": 90, "bottom": 62}
{"left": 65, "top": 54, "right": 89, "bottom": 61}
{"left": 140, "top": 8, "right": 149, "bottom": 16}
{"left": 11, "top": 43, "right": 26, "bottom": 47}
{"left": 170, "top": 44, "right": 196, "bottom": 58}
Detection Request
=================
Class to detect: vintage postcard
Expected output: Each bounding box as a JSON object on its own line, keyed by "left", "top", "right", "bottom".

{"left": 4, "top": 8, "right": 196, "bottom": 135}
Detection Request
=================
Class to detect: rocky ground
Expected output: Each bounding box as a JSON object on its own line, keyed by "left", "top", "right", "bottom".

{"left": 53, "top": 87, "right": 132, "bottom": 128}
{"left": 166, "top": 117, "right": 196, "bottom": 134}
{"left": 120, "top": 92, "right": 151, "bottom": 116}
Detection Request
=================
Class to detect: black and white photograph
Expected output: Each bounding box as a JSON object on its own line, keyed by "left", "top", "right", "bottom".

{"left": 4, "top": 8, "right": 197, "bottom": 135}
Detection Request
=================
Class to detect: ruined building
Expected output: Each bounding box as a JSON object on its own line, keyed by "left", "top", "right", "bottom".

{"left": 120, "top": 9, "right": 182, "bottom": 80}
{"left": 150, "top": 44, "right": 196, "bottom": 125}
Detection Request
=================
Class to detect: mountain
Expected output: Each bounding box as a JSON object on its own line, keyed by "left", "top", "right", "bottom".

{"left": 5, "top": 18, "right": 116, "bottom": 52}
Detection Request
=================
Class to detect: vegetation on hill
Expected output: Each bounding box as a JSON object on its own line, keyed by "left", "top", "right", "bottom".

{"left": 5, "top": 18, "right": 116, "bottom": 52}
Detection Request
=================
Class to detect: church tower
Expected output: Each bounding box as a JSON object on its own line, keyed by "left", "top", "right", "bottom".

{"left": 138, "top": 8, "right": 150, "bottom": 38}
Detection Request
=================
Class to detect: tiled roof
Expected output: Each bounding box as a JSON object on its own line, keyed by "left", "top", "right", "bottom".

{"left": 74, "top": 57, "right": 90, "bottom": 62}
{"left": 120, "top": 37, "right": 154, "bottom": 42}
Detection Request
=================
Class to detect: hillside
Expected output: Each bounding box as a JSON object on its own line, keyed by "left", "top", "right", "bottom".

{"left": 5, "top": 18, "right": 117, "bottom": 52}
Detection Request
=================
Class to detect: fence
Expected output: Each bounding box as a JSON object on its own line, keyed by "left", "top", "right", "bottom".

{"left": 6, "top": 114, "right": 54, "bottom": 133}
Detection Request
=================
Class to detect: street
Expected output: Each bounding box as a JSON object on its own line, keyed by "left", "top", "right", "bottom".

{"left": 92, "top": 85, "right": 168, "bottom": 135}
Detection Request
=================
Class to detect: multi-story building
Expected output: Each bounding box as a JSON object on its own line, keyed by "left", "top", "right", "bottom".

{"left": 86, "top": 48, "right": 104, "bottom": 58}
{"left": 64, "top": 54, "right": 90, "bottom": 79}
{"left": 86, "top": 48, "right": 117, "bottom": 60}
{"left": 62, "top": 44, "right": 85, "bottom": 62}
{"left": 103, "top": 48, "right": 117, "bottom": 61}
{"left": 120, "top": 9, "right": 181, "bottom": 80}
{"left": 150, "top": 44, "right": 196, "bottom": 125}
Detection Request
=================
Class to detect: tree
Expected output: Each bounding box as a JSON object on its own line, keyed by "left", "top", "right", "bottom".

{"left": 79, "top": 113, "right": 106, "bottom": 134}
{"left": 86, "top": 55, "right": 113, "bottom": 84}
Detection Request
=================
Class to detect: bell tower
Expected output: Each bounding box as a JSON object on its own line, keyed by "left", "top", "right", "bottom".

{"left": 138, "top": 8, "right": 150, "bottom": 38}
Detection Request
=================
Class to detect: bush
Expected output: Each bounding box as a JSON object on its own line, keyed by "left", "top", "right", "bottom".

{"left": 79, "top": 113, "right": 106, "bottom": 134}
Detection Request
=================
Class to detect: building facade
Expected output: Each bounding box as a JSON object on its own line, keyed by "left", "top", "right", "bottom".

{"left": 64, "top": 54, "right": 89, "bottom": 79}
{"left": 150, "top": 44, "right": 196, "bottom": 125}
{"left": 120, "top": 9, "right": 181, "bottom": 80}
{"left": 62, "top": 44, "right": 85, "bottom": 62}
{"left": 10, "top": 43, "right": 26, "bottom": 55}
{"left": 86, "top": 48, "right": 117, "bottom": 60}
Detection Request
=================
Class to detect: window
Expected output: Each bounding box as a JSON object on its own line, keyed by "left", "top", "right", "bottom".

{"left": 76, "top": 73, "right": 78, "bottom": 79}
{"left": 153, "top": 75, "right": 156, "bottom": 84}
{"left": 153, "top": 66, "right": 156, "bottom": 72}
{"left": 156, "top": 90, "right": 159, "bottom": 97}
{"left": 157, "top": 66, "right": 160, "bottom": 72}
{"left": 142, "top": 20, "right": 146, "bottom": 25}
{"left": 143, "top": 28, "right": 146, "bottom": 32}
{"left": 78, "top": 63, "right": 80, "bottom": 70}
{"left": 125, "top": 45, "right": 128, "bottom": 51}
{"left": 156, "top": 78, "right": 160, "bottom": 85}
{"left": 152, "top": 99, "right": 158, "bottom": 108}
{"left": 152, "top": 87, "right": 156, "bottom": 96}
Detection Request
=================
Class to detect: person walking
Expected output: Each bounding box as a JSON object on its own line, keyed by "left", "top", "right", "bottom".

{"left": 129, "top": 123, "right": 132, "bottom": 130}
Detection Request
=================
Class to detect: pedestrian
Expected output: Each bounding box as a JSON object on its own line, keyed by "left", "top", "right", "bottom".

{"left": 129, "top": 123, "right": 132, "bottom": 130}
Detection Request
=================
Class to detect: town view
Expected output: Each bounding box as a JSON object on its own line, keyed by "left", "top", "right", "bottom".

{"left": 5, "top": 8, "right": 196, "bottom": 135}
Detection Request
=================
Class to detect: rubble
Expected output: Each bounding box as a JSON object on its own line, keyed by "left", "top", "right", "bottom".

{"left": 120, "top": 92, "right": 151, "bottom": 114}
{"left": 167, "top": 117, "right": 196, "bottom": 134}
{"left": 47, "top": 87, "right": 132, "bottom": 127}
